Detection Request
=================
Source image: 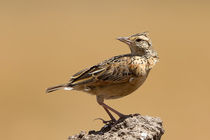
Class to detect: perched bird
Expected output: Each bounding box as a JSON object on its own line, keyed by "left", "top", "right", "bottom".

{"left": 46, "top": 32, "right": 159, "bottom": 123}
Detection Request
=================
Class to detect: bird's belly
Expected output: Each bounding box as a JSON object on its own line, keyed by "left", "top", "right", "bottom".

{"left": 98, "top": 75, "right": 148, "bottom": 99}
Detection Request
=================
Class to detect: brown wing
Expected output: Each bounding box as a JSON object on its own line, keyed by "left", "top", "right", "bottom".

{"left": 96, "top": 59, "right": 134, "bottom": 84}
{"left": 68, "top": 55, "right": 136, "bottom": 87}
{"left": 68, "top": 65, "right": 107, "bottom": 86}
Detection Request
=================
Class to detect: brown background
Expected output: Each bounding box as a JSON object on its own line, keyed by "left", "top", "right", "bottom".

{"left": 0, "top": 0, "right": 210, "bottom": 140}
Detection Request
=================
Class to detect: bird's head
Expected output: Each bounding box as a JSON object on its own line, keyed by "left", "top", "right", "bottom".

{"left": 117, "top": 32, "right": 152, "bottom": 55}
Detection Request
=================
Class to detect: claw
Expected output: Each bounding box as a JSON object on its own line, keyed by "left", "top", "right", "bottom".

{"left": 94, "top": 118, "right": 106, "bottom": 124}
{"left": 94, "top": 118, "right": 115, "bottom": 125}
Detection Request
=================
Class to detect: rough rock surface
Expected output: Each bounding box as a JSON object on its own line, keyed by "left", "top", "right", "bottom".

{"left": 68, "top": 114, "right": 164, "bottom": 140}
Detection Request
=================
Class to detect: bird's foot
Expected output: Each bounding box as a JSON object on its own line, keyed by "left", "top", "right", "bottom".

{"left": 117, "top": 113, "right": 140, "bottom": 122}
{"left": 94, "top": 118, "right": 116, "bottom": 125}
{"left": 90, "top": 114, "right": 138, "bottom": 135}
{"left": 90, "top": 118, "right": 117, "bottom": 135}
{"left": 118, "top": 114, "right": 132, "bottom": 121}
{"left": 95, "top": 114, "right": 135, "bottom": 126}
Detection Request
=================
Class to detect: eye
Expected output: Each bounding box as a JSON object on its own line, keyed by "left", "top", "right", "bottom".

{"left": 136, "top": 38, "right": 142, "bottom": 42}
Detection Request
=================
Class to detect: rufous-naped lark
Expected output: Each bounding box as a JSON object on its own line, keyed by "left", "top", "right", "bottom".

{"left": 46, "top": 32, "right": 159, "bottom": 122}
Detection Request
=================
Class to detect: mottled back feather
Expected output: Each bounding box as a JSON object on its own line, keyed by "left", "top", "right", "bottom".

{"left": 68, "top": 54, "right": 141, "bottom": 87}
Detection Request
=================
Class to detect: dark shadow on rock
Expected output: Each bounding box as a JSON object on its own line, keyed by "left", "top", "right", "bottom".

{"left": 68, "top": 114, "right": 164, "bottom": 140}
{"left": 88, "top": 114, "right": 139, "bottom": 135}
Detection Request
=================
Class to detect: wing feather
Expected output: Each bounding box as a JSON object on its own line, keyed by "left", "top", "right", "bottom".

{"left": 69, "top": 65, "right": 107, "bottom": 86}
{"left": 68, "top": 54, "right": 137, "bottom": 87}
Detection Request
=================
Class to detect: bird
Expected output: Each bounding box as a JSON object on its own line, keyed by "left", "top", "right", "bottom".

{"left": 46, "top": 32, "right": 159, "bottom": 123}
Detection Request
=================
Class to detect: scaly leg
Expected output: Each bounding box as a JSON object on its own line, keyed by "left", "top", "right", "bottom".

{"left": 103, "top": 106, "right": 116, "bottom": 122}
{"left": 100, "top": 102, "right": 126, "bottom": 118}
{"left": 97, "top": 96, "right": 127, "bottom": 119}
{"left": 95, "top": 106, "right": 117, "bottom": 124}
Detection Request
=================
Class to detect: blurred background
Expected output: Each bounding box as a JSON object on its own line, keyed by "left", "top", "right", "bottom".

{"left": 0, "top": 0, "right": 210, "bottom": 139}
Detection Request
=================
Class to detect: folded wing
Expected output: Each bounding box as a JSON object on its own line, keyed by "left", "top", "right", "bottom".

{"left": 68, "top": 55, "right": 139, "bottom": 88}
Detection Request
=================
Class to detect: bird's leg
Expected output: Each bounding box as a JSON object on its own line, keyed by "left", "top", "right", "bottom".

{"left": 95, "top": 106, "right": 116, "bottom": 124}
{"left": 96, "top": 96, "right": 116, "bottom": 124}
{"left": 97, "top": 96, "right": 127, "bottom": 120}
{"left": 100, "top": 102, "right": 126, "bottom": 118}
{"left": 102, "top": 106, "right": 116, "bottom": 122}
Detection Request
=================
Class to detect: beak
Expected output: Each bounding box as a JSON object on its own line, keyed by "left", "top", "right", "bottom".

{"left": 117, "top": 37, "right": 131, "bottom": 45}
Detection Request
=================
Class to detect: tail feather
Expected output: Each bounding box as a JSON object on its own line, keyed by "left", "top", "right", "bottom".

{"left": 46, "top": 84, "right": 71, "bottom": 93}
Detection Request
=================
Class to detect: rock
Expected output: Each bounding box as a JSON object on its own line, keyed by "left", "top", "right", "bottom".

{"left": 68, "top": 114, "right": 164, "bottom": 140}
